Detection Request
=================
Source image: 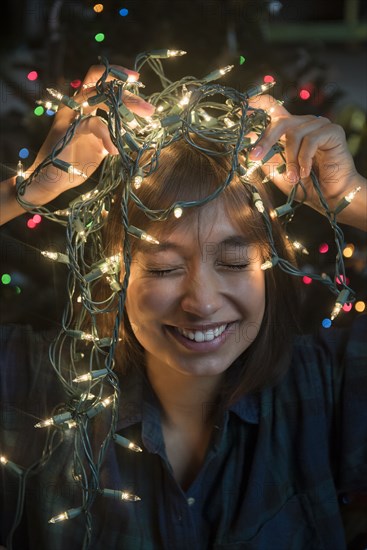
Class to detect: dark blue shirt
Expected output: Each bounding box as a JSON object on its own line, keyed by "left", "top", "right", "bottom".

{"left": 1, "top": 318, "right": 367, "bottom": 549}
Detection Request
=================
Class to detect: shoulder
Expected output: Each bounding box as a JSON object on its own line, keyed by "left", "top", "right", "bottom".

{"left": 269, "top": 314, "right": 367, "bottom": 414}
{"left": 290, "top": 314, "right": 367, "bottom": 387}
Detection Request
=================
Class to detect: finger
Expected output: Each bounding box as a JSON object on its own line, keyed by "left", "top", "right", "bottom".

{"left": 76, "top": 117, "right": 119, "bottom": 155}
{"left": 73, "top": 81, "right": 155, "bottom": 118}
{"left": 248, "top": 94, "right": 290, "bottom": 118}
{"left": 248, "top": 112, "right": 293, "bottom": 161}
{"left": 297, "top": 122, "right": 344, "bottom": 179}
{"left": 123, "top": 90, "right": 155, "bottom": 117}
{"left": 81, "top": 64, "right": 140, "bottom": 89}
{"left": 284, "top": 117, "right": 331, "bottom": 182}
{"left": 73, "top": 64, "right": 142, "bottom": 107}
{"left": 248, "top": 114, "right": 319, "bottom": 162}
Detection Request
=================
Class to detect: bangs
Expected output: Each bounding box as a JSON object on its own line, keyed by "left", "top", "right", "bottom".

{"left": 126, "top": 138, "right": 270, "bottom": 257}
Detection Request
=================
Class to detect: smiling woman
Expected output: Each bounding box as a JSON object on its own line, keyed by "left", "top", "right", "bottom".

{"left": 0, "top": 58, "right": 366, "bottom": 550}
{"left": 100, "top": 138, "right": 301, "bottom": 409}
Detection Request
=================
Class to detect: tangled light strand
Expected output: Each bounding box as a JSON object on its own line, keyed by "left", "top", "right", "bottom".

{"left": 4, "top": 49, "right": 357, "bottom": 548}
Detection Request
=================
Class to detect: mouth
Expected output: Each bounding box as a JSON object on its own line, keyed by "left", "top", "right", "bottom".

{"left": 165, "top": 322, "right": 237, "bottom": 351}
{"left": 175, "top": 323, "right": 228, "bottom": 342}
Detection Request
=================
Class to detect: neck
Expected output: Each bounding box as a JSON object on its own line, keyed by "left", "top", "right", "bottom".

{"left": 145, "top": 360, "right": 223, "bottom": 431}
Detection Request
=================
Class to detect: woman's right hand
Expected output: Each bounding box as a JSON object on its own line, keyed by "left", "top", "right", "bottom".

{"left": 21, "top": 64, "right": 154, "bottom": 207}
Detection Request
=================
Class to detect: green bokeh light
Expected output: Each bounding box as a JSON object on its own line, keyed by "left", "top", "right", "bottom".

{"left": 95, "top": 33, "right": 105, "bottom": 42}
{"left": 1, "top": 273, "right": 11, "bottom": 284}
{"left": 34, "top": 105, "right": 44, "bottom": 116}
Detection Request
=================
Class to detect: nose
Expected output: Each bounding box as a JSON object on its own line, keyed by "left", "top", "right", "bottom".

{"left": 180, "top": 266, "right": 224, "bottom": 318}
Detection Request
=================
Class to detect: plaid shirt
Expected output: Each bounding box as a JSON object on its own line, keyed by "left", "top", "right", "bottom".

{"left": 1, "top": 317, "right": 366, "bottom": 550}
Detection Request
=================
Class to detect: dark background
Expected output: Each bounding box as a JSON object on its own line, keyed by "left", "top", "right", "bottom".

{"left": 0, "top": 0, "right": 366, "bottom": 331}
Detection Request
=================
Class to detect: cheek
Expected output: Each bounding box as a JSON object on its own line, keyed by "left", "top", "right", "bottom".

{"left": 238, "top": 270, "right": 266, "bottom": 311}
{"left": 126, "top": 278, "right": 175, "bottom": 323}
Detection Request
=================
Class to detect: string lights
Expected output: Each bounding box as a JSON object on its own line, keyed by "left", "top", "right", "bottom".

{"left": 6, "top": 48, "right": 360, "bottom": 545}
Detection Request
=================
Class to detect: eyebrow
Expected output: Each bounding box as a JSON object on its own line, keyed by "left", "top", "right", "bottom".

{"left": 135, "top": 235, "right": 251, "bottom": 254}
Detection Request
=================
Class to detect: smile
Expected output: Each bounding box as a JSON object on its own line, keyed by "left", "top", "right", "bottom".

{"left": 176, "top": 324, "right": 227, "bottom": 342}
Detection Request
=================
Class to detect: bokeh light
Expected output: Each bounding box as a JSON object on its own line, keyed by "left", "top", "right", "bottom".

{"left": 343, "top": 244, "right": 355, "bottom": 258}
{"left": 70, "top": 79, "right": 82, "bottom": 89}
{"left": 335, "top": 275, "right": 350, "bottom": 285}
{"left": 299, "top": 89, "right": 311, "bottom": 100}
{"left": 19, "top": 148, "right": 29, "bottom": 159}
{"left": 342, "top": 303, "right": 352, "bottom": 312}
{"left": 95, "top": 33, "right": 105, "bottom": 42}
{"left": 1, "top": 274, "right": 11, "bottom": 285}
{"left": 302, "top": 276, "right": 312, "bottom": 285}
{"left": 93, "top": 3, "right": 104, "bottom": 12}
{"left": 27, "top": 219, "right": 37, "bottom": 229}
{"left": 239, "top": 56, "right": 246, "bottom": 65}
{"left": 318, "top": 243, "right": 329, "bottom": 254}
{"left": 263, "top": 74, "right": 275, "bottom": 83}
{"left": 27, "top": 71, "right": 38, "bottom": 81}
{"left": 34, "top": 106, "right": 44, "bottom": 116}
{"left": 46, "top": 109, "right": 55, "bottom": 116}
{"left": 322, "top": 318, "right": 332, "bottom": 329}
{"left": 355, "top": 301, "right": 366, "bottom": 313}
{"left": 119, "top": 8, "right": 129, "bottom": 16}
{"left": 33, "top": 214, "right": 42, "bottom": 224}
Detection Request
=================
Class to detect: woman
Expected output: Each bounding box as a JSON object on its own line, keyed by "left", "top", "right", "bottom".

{"left": 0, "top": 63, "right": 366, "bottom": 549}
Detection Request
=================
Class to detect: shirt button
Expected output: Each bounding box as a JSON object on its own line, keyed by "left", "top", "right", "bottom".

{"left": 187, "top": 497, "right": 195, "bottom": 506}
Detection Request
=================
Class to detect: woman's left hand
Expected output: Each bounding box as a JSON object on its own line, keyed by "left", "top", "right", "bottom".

{"left": 247, "top": 95, "right": 366, "bottom": 220}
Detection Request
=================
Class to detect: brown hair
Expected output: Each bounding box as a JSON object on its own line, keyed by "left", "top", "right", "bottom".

{"left": 98, "top": 138, "right": 301, "bottom": 406}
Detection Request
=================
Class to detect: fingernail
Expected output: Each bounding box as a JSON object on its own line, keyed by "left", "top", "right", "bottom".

{"left": 286, "top": 170, "right": 299, "bottom": 183}
{"left": 300, "top": 166, "right": 309, "bottom": 178}
{"left": 250, "top": 146, "right": 263, "bottom": 159}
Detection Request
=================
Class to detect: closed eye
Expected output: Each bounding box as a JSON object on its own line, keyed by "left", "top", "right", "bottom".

{"left": 217, "top": 263, "right": 250, "bottom": 271}
{"left": 146, "top": 268, "right": 180, "bottom": 277}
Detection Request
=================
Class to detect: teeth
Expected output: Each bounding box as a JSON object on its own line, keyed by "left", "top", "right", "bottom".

{"left": 177, "top": 324, "right": 228, "bottom": 342}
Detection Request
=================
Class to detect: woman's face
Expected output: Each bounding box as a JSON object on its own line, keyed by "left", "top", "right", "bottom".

{"left": 125, "top": 199, "right": 266, "bottom": 378}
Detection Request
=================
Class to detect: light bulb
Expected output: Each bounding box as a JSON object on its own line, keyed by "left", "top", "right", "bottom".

{"left": 48, "top": 507, "right": 82, "bottom": 524}
{"left": 102, "top": 488, "right": 141, "bottom": 501}
{"left": 127, "top": 225, "right": 160, "bottom": 245}
{"left": 167, "top": 49, "right": 186, "bottom": 57}
{"left": 73, "top": 368, "right": 109, "bottom": 383}
{"left": 173, "top": 207, "right": 183, "bottom": 218}
{"left": 35, "top": 411, "right": 73, "bottom": 428}
{"left": 17, "top": 160, "right": 25, "bottom": 178}
{"left": 219, "top": 65, "right": 234, "bottom": 75}
{"left": 0, "top": 456, "right": 23, "bottom": 476}
{"left": 113, "top": 434, "right": 143, "bottom": 452}
{"left": 41, "top": 251, "right": 69, "bottom": 264}
{"left": 252, "top": 192, "right": 265, "bottom": 213}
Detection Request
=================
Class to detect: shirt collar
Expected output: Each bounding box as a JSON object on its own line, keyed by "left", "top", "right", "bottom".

{"left": 228, "top": 393, "right": 260, "bottom": 424}
{"left": 115, "top": 366, "right": 260, "bottom": 434}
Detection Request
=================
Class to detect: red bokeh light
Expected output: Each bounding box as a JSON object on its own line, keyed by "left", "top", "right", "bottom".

{"left": 302, "top": 276, "right": 312, "bottom": 285}
{"left": 318, "top": 243, "right": 329, "bottom": 254}
{"left": 70, "top": 79, "right": 82, "bottom": 89}
{"left": 336, "top": 275, "right": 350, "bottom": 285}
{"left": 27, "top": 71, "right": 38, "bottom": 81}
{"left": 299, "top": 89, "right": 311, "bottom": 100}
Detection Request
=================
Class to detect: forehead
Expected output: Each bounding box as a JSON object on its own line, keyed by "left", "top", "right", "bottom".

{"left": 134, "top": 199, "right": 259, "bottom": 255}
